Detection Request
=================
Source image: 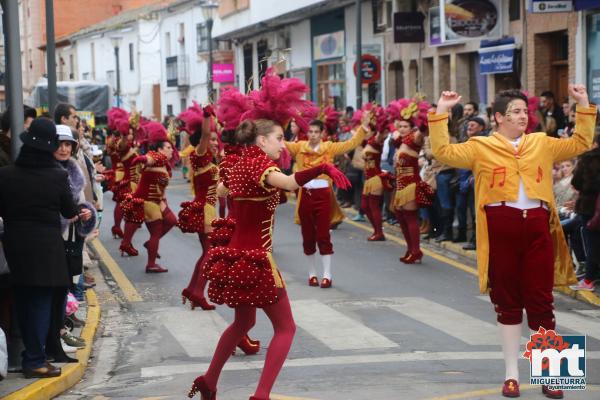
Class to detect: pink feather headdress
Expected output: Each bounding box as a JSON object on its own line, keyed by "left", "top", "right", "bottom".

{"left": 387, "top": 97, "right": 430, "bottom": 130}
{"left": 319, "top": 106, "right": 340, "bottom": 135}
{"left": 107, "top": 107, "right": 130, "bottom": 132}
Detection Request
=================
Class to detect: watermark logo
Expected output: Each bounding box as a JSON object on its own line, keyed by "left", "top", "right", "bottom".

{"left": 523, "top": 327, "right": 586, "bottom": 390}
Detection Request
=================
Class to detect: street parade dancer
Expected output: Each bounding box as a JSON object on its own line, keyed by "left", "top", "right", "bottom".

{"left": 429, "top": 85, "right": 596, "bottom": 399}
{"left": 120, "top": 122, "right": 178, "bottom": 273}
{"left": 188, "top": 69, "right": 351, "bottom": 400}
{"left": 389, "top": 98, "right": 434, "bottom": 264}
{"left": 177, "top": 102, "right": 220, "bottom": 310}
{"left": 358, "top": 104, "right": 392, "bottom": 241}
{"left": 285, "top": 109, "right": 369, "bottom": 288}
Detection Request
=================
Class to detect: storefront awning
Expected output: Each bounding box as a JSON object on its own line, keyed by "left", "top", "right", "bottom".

{"left": 478, "top": 38, "right": 516, "bottom": 75}
{"left": 574, "top": 0, "right": 600, "bottom": 11}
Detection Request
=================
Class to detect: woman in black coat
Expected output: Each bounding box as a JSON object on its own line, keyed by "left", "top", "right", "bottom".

{"left": 0, "top": 118, "right": 89, "bottom": 378}
{"left": 570, "top": 134, "right": 600, "bottom": 291}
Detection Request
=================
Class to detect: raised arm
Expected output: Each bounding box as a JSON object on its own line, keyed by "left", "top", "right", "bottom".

{"left": 429, "top": 91, "right": 476, "bottom": 170}
{"left": 195, "top": 114, "right": 213, "bottom": 156}
{"left": 265, "top": 163, "right": 351, "bottom": 192}
{"left": 548, "top": 85, "right": 597, "bottom": 161}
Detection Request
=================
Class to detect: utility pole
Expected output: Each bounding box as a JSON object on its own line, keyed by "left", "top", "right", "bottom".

{"left": 46, "top": 0, "right": 57, "bottom": 115}
{"left": 355, "top": 0, "right": 362, "bottom": 109}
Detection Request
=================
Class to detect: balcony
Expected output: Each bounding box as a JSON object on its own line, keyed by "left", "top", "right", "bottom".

{"left": 166, "top": 55, "right": 189, "bottom": 88}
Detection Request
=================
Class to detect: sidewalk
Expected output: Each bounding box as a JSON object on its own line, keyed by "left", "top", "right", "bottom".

{"left": 341, "top": 206, "right": 600, "bottom": 308}
{"left": 0, "top": 283, "right": 101, "bottom": 400}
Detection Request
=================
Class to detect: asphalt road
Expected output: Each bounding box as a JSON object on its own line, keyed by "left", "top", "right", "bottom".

{"left": 59, "top": 176, "right": 600, "bottom": 400}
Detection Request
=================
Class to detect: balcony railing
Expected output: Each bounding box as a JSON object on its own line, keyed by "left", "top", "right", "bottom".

{"left": 166, "top": 55, "right": 189, "bottom": 88}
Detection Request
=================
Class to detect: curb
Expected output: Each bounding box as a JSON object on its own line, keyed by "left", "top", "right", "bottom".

{"left": 3, "top": 289, "right": 101, "bottom": 400}
{"left": 341, "top": 206, "right": 600, "bottom": 308}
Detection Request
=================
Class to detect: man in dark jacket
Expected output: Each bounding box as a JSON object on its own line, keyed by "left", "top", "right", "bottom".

{"left": 570, "top": 134, "right": 600, "bottom": 291}
{"left": 0, "top": 118, "right": 87, "bottom": 378}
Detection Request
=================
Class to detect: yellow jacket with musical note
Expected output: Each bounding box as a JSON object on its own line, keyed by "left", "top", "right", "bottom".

{"left": 428, "top": 105, "right": 598, "bottom": 293}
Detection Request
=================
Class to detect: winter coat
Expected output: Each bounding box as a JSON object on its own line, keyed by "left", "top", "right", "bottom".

{"left": 0, "top": 145, "right": 78, "bottom": 287}
{"left": 572, "top": 147, "right": 600, "bottom": 217}
{"left": 59, "top": 158, "right": 97, "bottom": 277}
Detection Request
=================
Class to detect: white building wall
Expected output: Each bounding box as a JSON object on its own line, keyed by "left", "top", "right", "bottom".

{"left": 289, "top": 20, "right": 311, "bottom": 70}
{"left": 160, "top": 5, "right": 210, "bottom": 117}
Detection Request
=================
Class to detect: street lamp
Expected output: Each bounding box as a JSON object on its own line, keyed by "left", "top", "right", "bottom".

{"left": 110, "top": 36, "right": 123, "bottom": 107}
{"left": 202, "top": 0, "right": 218, "bottom": 102}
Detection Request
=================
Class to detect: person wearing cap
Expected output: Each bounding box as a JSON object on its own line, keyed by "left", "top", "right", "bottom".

{"left": 0, "top": 118, "right": 91, "bottom": 378}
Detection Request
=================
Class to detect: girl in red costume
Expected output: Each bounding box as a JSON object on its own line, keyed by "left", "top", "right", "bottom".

{"left": 358, "top": 105, "right": 391, "bottom": 241}
{"left": 178, "top": 103, "right": 219, "bottom": 309}
{"left": 389, "top": 98, "right": 434, "bottom": 264}
{"left": 119, "top": 122, "right": 178, "bottom": 273}
{"left": 188, "top": 71, "right": 350, "bottom": 400}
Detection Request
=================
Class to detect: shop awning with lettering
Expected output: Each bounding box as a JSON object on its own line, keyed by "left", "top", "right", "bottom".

{"left": 574, "top": 0, "right": 600, "bottom": 11}
{"left": 478, "top": 37, "right": 516, "bottom": 75}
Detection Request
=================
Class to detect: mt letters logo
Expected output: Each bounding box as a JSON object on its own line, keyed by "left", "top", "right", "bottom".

{"left": 523, "top": 327, "right": 586, "bottom": 390}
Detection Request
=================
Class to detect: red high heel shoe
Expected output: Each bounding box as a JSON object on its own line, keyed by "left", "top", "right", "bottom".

{"left": 320, "top": 278, "right": 332, "bottom": 288}
{"left": 236, "top": 334, "right": 260, "bottom": 355}
{"left": 542, "top": 385, "right": 563, "bottom": 399}
{"left": 399, "top": 250, "right": 410, "bottom": 262}
{"left": 111, "top": 226, "right": 124, "bottom": 239}
{"left": 401, "top": 250, "right": 423, "bottom": 264}
{"left": 119, "top": 243, "right": 138, "bottom": 257}
{"left": 188, "top": 375, "right": 216, "bottom": 399}
{"left": 367, "top": 233, "right": 386, "bottom": 241}
{"left": 501, "top": 379, "right": 520, "bottom": 398}
{"left": 145, "top": 264, "right": 168, "bottom": 273}
{"left": 143, "top": 241, "right": 160, "bottom": 259}
{"left": 308, "top": 276, "right": 319, "bottom": 287}
{"left": 182, "top": 289, "right": 216, "bottom": 311}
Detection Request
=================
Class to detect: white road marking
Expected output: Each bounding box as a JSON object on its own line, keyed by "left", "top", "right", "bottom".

{"left": 159, "top": 307, "right": 229, "bottom": 357}
{"left": 290, "top": 299, "right": 398, "bottom": 350}
{"left": 387, "top": 297, "right": 501, "bottom": 345}
{"left": 140, "top": 350, "right": 600, "bottom": 378}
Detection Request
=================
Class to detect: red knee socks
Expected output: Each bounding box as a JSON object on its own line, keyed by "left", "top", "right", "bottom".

{"left": 114, "top": 204, "right": 123, "bottom": 229}
{"left": 160, "top": 207, "right": 177, "bottom": 238}
{"left": 184, "top": 234, "right": 211, "bottom": 300}
{"left": 395, "top": 210, "right": 412, "bottom": 251}
{"left": 361, "top": 195, "right": 374, "bottom": 227}
{"left": 122, "top": 221, "right": 141, "bottom": 246}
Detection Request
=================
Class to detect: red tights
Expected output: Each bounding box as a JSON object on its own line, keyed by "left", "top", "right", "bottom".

{"left": 184, "top": 233, "right": 211, "bottom": 301}
{"left": 361, "top": 194, "right": 383, "bottom": 236}
{"left": 204, "top": 289, "right": 296, "bottom": 399}
{"left": 395, "top": 209, "right": 420, "bottom": 254}
{"left": 145, "top": 207, "right": 177, "bottom": 266}
{"left": 113, "top": 203, "right": 124, "bottom": 229}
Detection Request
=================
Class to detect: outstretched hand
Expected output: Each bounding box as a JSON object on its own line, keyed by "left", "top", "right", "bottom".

{"left": 322, "top": 163, "right": 352, "bottom": 191}
{"left": 568, "top": 84, "right": 589, "bottom": 108}
{"left": 436, "top": 91, "right": 462, "bottom": 115}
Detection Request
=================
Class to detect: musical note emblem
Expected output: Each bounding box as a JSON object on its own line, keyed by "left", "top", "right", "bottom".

{"left": 536, "top": 166, "right": 543, "bottom": 183}
{"left": 489, "top": 166, "right": 506, "bottom": 188}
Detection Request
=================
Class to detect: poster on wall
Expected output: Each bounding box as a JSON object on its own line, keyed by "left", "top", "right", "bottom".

{"left": 394, "top": 12, "right": 425, "bottom": 43}
{"left": 591, "top": 69, "right": 600, "bottom": 105}
{"left": 429, "top": 7, "right": 442, "bottom": 45}
{"left": 435, "top": 0, "right": 502, "bottom": 45}
{"left": 313, "top": 31, "right": 345, "bottom": 61}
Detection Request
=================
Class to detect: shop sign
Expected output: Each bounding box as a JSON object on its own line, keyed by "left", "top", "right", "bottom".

{"left": 531, "top": 0, "right": 573, "bottom": 13}
{"left": 479, "top": 40, "right": 516, "bottom": 75}
{"left": 313, "top": 31, "right": 345, "bottom": 61}
{"left": 213, "top": 64, "right": 234, "bottom": 83}
{"left": 393, "top": 12, "right": 425, "bottom": 43}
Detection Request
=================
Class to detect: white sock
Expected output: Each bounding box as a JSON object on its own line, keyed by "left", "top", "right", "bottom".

{"left": 306, "top": 254, "right": 317, "bottom": 278}
{"left": 322, "top": 254, "right": 332, "bottom": 280}
{"left": 499, "top": 322, "right": 522, "bottom": 382}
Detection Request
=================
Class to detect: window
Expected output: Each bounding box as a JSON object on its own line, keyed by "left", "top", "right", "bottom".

{"left": 316, "top": 61, "right": 345, "bottom": 109}
{"left": 243, "top": 43, "right": 253, "bottom": 92}
{"left": 180, "top": 98, "right": 187, "bottom": 113}
{"left": 509, "top": 0, "right": 520, "bottom": 21}
{"left": 373, "top": 0, "right": 392, "bottom": 34}
{"left": 257, "top": 40, "right": 269, "bottom": 85}
{"left": 129, "top": 43, "right": 134, "bottom": 71}
{"left": 106, "top": 70, "right": 115, "bottom": 87}
{"left": 196, "top": 23, "right": 217, "bottom": 53}
{"left": 82, "top": 72, "right": 90, "bottom": 80}
{"left": 165, "top": 32, "right": 171, "bottom": 57}
{"left": 166, "top": 104, "right": 173, "bottom": 116}
{"left": 179, "top": 23, "right": 185, "bottom": 44}
{"left": 69, "top": 54, "right": 74, "bottom": 80}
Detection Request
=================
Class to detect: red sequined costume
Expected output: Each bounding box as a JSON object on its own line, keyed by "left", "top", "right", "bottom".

{"left": 120, "top": 150, "right": 177, "bottom": 272}
{"left": 192, "top": 145, "right": 294, "bottom": 400}
{"left": 179, "top": 148, "right": 219, "bottom": 310}
{"left": 219, "top": 143, "right": 244, "bottom": 218}
{"left": 361, "top": 136, "right": 392, "bottom": 241}
{"left": 392, "top": 133, "right": 434, "bottom": 264}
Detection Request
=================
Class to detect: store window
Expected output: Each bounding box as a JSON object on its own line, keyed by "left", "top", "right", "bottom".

{"left": 587, "top": 12, "right": 600, "bottom": 105}
{"left": 316, "top": 61, "right": 345, "bottom": 109}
